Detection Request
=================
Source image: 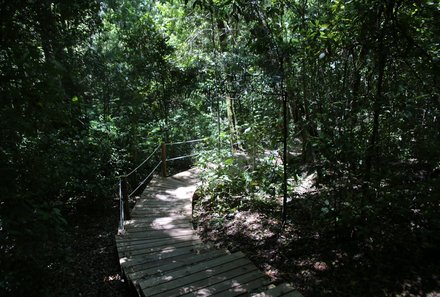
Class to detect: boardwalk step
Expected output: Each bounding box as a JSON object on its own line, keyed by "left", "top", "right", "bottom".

{"left": 180, "top": 271, "right": 272, "bottom": 297}
{"left": 138, "top": 252, "right": 248, "bottom": 290}
{"left": 141, "top": 259, "right": 259, "bottom": 296}
{"left": 124, "top": 246, "right": 217, "bottom": 275}
{"left": 116, "top": 228, "right": 196, "bottom": 242}
{"left": 127, "top": 249, "right": 228, "bottom": 283}
{"left": 119, "top": 239, "right": 202, "bottom": 257}
{"left": 120, "top": 243, "right": 208, "bottom": 270}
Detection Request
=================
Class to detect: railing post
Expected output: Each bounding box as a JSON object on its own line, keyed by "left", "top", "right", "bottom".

{"left": 161, "top": 142, "right": 167, "bottom": 177}
{"left": 121, "top": 176, "right": 130, "bottom": 220}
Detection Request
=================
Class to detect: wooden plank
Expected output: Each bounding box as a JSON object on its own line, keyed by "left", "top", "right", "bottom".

{"left": 122, "top": 224, "right": 193, "bottom": 234}
{"left": 143, "top": 186, "right": 192, "bottom": 192}
{"left": 116, "top": 228, "right": 195, "bottom": 241}
{"left": 124, "top": 222, "right": 193, "bottom": 233}
{"left": 133, "top": 203, "right": 189, "bottom": 209}
{"left": 213, "top": 276, "right": 272, "bottom": 297}
{"left": 127, "top": 249, "right": 228, "bottom": 283}
{"left": 250, "top": 283, "right": 302, "bottom": 297}
{"left": 130, "top": 212, "right": 191, "bottom": 219}
{"left": 132, "top": 205, "right": 190, "bottom": 211}
{"left": 139, "top": 252, "right": 247, "bottom": 290}
{"left": 120, "top": 243, "right": 207, "bottom": 269}
{"left": 117, "top": 230, "right": 195, "bottom": 240}
{"left": 164, "top": 177, "right": 190, "bottom": 185}
{"left": 138, "top": 189, "right": 188, "bottom": 194}
{"left": 124, "top": 225, "right": 191, "bottom": 232}
{"left": 124, "top": 217, "right": 190, "bottom": 225}
{"left": 140, "top": 260, "right": 255, "bottom": 296}
{"left": 133, "top": 201, "right": 189, "bottom": 205}
{"left": 123, "top": 215, "right": 188, "bottom": 225}
{"left": 136, "top": 200, "right": 190, "bottom": 205}
{"left": 125, "top": 220, "right": 192, "bottom": 233}
{"left": 119, "top": 240, "right": 201, "bottom": 257}
{"left": 143, "top": 262, "right": 258, "bottom": 297}
{"left": 123, "top": 246, "right": 216, "bottom": 274}
{"left": 133, "top": 201, "right": 189, "bottom": 206}
{"left": 116, "top": 234, "right": 199, "bottom": 247}
{"left": 132, "top": 202, "right": 189, "bottom": 208}
{"left": 180, "top": 270, "right": 270, "bottom": 297}
{"left": 131, "top": 210, "right": 191, "bottom": 217}
{"left": 121, "top": 245, "right": 212, "bottom": 273}
{"left": 130, "top": 214, "right": 190, "bottom": 220}
{"left": 131, "top": 205, "right": 189, "bottom": 212}
{"left": 117, "top": 237, "right": 201, "bottom": 253}
{"left": 130, "top": 210, "right": 187, "bottom": 215}
{"left": 116, "top": 236, "right": 198, "bottom": 248}
{"left": 118, "top": 238, "right": 199, "bottom": 253}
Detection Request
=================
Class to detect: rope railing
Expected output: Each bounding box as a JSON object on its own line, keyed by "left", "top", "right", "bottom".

{"left": 118, "top": 179, "right": 125, "bottom": 234}
{"left": 126, "top": 144, "right": 161, "bottom": 178}
{"left": 128, "top": 161, "right": 162, "bottom": 197}
{"left": 166, "top": 153, "right": 199, "bottom": 162}
{"left": 117, "top": 138, "right": 208, "bottom": 234}
{"left": 160, "top": 138, "right": 209, "bottom": 177}
{"left": 165, "top": 138, "right": 206, "bottom": 146}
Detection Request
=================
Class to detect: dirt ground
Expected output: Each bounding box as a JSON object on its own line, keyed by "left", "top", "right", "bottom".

{"left": 193, "top": 196, "right": 440, "bottom": 297}
{"left": 51, "top": 199, "right": 131, "bottom": 297}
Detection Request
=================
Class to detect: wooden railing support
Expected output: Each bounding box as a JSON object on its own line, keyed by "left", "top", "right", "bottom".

{"left": 161, "top": 142, "right": 167, "bottom": 177}
{"left": 121, "top": 176, "right": 130, "bottom": 220}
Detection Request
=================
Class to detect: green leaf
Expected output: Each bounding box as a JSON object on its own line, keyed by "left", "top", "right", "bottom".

{"left": 224, "top": 158, "right": 234, "bottom": 165}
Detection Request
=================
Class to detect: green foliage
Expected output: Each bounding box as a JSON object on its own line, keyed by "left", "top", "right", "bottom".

{"left": 177, "top": 2, "right": 440, "bottom": 291}
{"left": 197, "top": 146, "right": 284, "bottom": 215}
{"left": 1, "top": 0, "right": 439, "bottom": 295}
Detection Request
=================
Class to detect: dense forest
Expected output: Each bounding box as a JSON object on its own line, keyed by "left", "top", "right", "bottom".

{"left": 1, "top": 0, "right": 439, "bottom": 296}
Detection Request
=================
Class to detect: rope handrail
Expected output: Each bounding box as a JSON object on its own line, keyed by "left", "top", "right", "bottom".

{"left": 167, "top": 152, "right": 199, "bottom": 162}
{"left": 117, "top": 179, "right": 125, "bottom": 234}
{"left": 118, "top": 137, "right": 210, "bottom": 233}
{"left": 128, "top": 161, "right": 162, "bottom": 197}
{"left": 126, "top": 144, "right": 161, "bottom": 178}
{"left": 165, "top": 138, "right": 206, "bottom": 146}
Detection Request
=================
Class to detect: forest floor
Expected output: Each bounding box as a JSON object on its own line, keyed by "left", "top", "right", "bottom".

{"left": 50, "top": 199, "right": 131, "bottom": 297}
{"left": 193, "top": 181, "right": 440, "bottom": 297}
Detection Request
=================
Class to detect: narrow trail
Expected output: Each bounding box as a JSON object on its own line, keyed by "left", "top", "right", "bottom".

{"left": 115, "top": 168, "right": 302, "bottom": 297}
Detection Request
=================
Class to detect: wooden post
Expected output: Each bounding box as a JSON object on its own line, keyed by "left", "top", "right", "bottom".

{"left": 121, "top": 176, "right": 130, "bottom": 220}
{"left": 161, "top": 142, "right": 167, "bottom": 177}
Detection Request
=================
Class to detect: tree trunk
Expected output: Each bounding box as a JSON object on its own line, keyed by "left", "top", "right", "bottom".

{"left": 225, "top": 94, "right": 238, "bottom": 150}
{"left": 364, "top": 8, "right": 387, "bottom": 183}
{"left": 217, "top": 19, "right": 238, "bottom": 151}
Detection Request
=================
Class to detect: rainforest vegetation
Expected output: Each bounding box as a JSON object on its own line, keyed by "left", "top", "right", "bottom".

{"left": 1, "top": 0, "right": 439, "bottom": 296}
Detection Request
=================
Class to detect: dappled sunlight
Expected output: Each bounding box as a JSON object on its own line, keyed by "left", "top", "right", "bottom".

{"left": 152, "top": 217, "right": 177, "bottom": 225}
{"left": 153, "top": 193, "right": 174, "bottom": 201}
{"left": 190, "top": 287, "right": 213, "bottom": 297}
{"left": 229, "top": 279, "right": 248, "bottom": 294}
{"left": 292, "top": 172, "right": 317, "bottom": 196}
{"left": 157, "top": 246, "right": 177, "bottom": 254}
{"left": 166, "top": 184, "right": 197, "bottom": 198}
{"left": 163, "top": 227, "right": 194, "bottom": 238}
{"left": 103, "top": 273, "right": 124, "bottom": 283}
{"left": 179, "top": 285, "right": 197, "bottom": 295}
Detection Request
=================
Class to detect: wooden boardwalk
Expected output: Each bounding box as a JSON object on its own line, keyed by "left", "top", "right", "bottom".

{"left": 116, "top": 168, "right": 302, "bottom": 297}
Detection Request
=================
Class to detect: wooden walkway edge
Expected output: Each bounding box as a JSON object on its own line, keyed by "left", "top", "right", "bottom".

{"left": 116, "top": 168, "right": 302, "bottom": 297}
